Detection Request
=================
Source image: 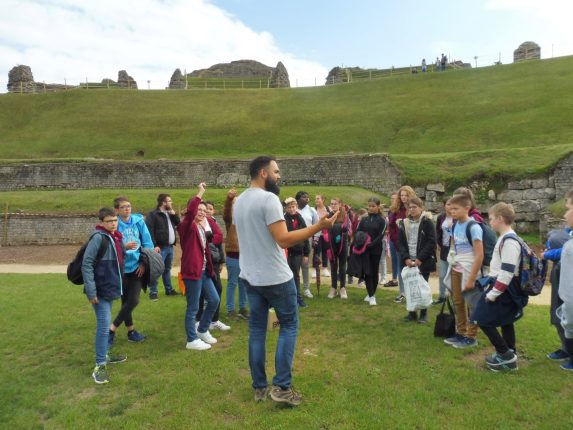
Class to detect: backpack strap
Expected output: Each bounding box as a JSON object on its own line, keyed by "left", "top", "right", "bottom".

{"left": 465, "top": 219, "right": 477, "bottom": 246}
{"left": 92, "top": 232, "right": 111, "bottom": 264}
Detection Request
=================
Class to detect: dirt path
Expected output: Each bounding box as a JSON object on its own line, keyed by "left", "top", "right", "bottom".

{"left": 0, "top": 245, "right": 552, "bottom": 305}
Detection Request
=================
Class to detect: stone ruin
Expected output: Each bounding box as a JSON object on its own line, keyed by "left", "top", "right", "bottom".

{"left": 168, "top": 68, "right": 186, "bottom": 89}
{"left": 7, "top": 65, "right": 36, "bottom": 93}
{"left": 117, "top": 70, "right": 137, "bottom": 89}
{"left": 514, "top": 41, "right": 541, "bottom": 62}
{"left": 188, "top": 60, "right": 291, "bottom": 88}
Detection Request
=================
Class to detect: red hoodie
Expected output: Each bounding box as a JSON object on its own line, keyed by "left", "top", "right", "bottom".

{"left": 469, "top": 208, "right": 485, "bottom": 223}
{"left": 177, "top": 196, "right": 214, "bottom": 280}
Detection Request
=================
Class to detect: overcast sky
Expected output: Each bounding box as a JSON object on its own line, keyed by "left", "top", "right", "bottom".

{"left": 1, "top": 0, "right": 571, "bottom": 91}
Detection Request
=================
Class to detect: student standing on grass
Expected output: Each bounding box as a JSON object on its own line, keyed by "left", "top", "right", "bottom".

{"left": 223, "top": 187, "right": 249, "bottom": 320}
{"left": 195, "top": 201, "right": 230, "bottom": 331}
{"left": 314, "top": 194, "right": 331, "bottom": 277}
{"left": 145, "top": 193, "right": 180, "bottom": 300}
{"left": 108, "top": 197, "right": 155, "bottom": 347}
{"left": 284, "top": 197, "right": 310, "bottom": 307}
{"left": 556, "top": 190, "right": 573, "bottom": 371}
{"left": 83, "top": 208, "right": 127, "bottom": 384}
{"left": 384, "top": 193, "right": 400, "bottom": 288}
{"left": 233, "top": 156, "right": 337, "bottom": 406}
{"left": 542, "top": 226, "right": 572, "bottom": 361}
{"left": 435, "top": 198, "right": 453, "bottom": 304}
{"left": 443, "top": 194, "right": 483, "bottom": 349}
{"left": 388, "top": 186, "right": 417, "bottom": 303}
{"left": 471, "top": 203, "right": 527, "bottom": 372}
{"left": 296, "top": 191, "right": 318, "bottom": 299}
{"left": 397, "top": 197, "right": 436, "bottom": 322}
{"left": 327, "top": 198, "right": 352, "bottom": 299}
{"left": 355, "top": 198, "right": 386, "bottom": 306}
{"left": 178, "top": 183, "right": 220, "bottom": 351}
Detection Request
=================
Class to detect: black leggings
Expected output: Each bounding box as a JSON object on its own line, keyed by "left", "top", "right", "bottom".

{"left": 197, "top": 267, "right": 223, "bottom": 323}
{"left": 330, "top": 249, "right": 348, "bottom": 290}
{"left": 318, "top": 236, "right": 330, "bottom": 268}
{"left": 287, "top": 253, "right": 303, "bottom": 300}
{"left": 113, "top": 272, "right": 143, "bottom": 328}
{"left": 365, "top": 252, "right": 382, "bottom": 297}
{"left": 480, "top": 324, "right": 516, "bottom": 354}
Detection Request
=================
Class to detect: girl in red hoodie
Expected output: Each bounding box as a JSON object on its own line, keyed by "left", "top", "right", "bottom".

{"left": 177, "top": 183, "right": 220, "bottom": 351}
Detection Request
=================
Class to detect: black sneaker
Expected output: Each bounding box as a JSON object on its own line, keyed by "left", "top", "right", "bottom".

{"left": 485, "top": 351, "right": 518, "bottom": 372}
{"left": 418, "top": 312, "right": 428, "bottom": 324}
{"left": 393, "top": 294, "right": 405, "bottom": 303}
{"left": 270, "top": 385, "right": 303, "bottom": 406}
{"left": 150, "top": 293, "right": 158, "bottom": 301}
{"left": 238, "top": 308, "right": 249, "bottom": 320}
{"left": 127, "top": 330, "right": 146, "bottom": 343}
{"left": 432, "top": 297, "right": 446, "bottom": 305}
{"left": 166, "top": 289, "right": 179, "bottom": 296}
{"left": 404, "top": 312, "right": 417, "bottom": 322}
{"left": 106, "top": 353, "right": 127, "bottom": 364}
{"left": 297, "top": 298, "right": 308, "bottom": 308}
{"left": 384, "top": 280, "right": 399, "bottom": 287}
{"left": 547, "top": 349, "right": 569, "bottom": 361}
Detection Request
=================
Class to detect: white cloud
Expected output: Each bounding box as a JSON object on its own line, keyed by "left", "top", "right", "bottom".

{"left": 0, "top": 0, "right": 328, "bottom": 91}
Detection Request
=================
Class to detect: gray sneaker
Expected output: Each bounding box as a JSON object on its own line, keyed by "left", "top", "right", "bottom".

{"left": 106, "top": 353, "right": 127, "bottom": 364}
{"left": 92, "top": 365, "right": 109, "bottom": 384}
{"left": 238, "top": 308, "right": 249, "bottom": 320}
{"left": 254, "top": 387, "right": 269, "bottom": 402}
{"left": 270, "top": 385, "right": 303, "bottom": 406}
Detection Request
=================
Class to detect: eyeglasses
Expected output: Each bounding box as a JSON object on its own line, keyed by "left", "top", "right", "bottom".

{"left": 119, "top": 205, "right": 131, "bottom": 209}
{"left": 102, "top": 219, "right": 118, "bottom": 223}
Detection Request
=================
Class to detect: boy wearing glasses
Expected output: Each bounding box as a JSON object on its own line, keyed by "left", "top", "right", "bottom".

{"left": 82, "top": 208, "right": 127, "bottom": 384}
{"left": 108, "top": 197, "right": 155, "bottom": 346}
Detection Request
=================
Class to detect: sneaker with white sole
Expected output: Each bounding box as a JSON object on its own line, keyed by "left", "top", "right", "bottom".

{"left": 210, "top": 320, "right": 231, "bottom": 331}
{"left": 340, "top": 288, "right": 348, "bottom": 299}
{"left": 311, "top": 271, "right": 317, "bottom": 278}
{"left": 270, "top": 385, "right": 303, "bottom": 406}
{"left": 303, "top": 289, "right": 314, "bottom": 299}
{"left": 327, "top": 288, "right": 338, "bottom": 299}
{"left": 92, "top": 365, "right": 109, "bottom": 384}
{"left": 364, "top": 294, "right": 370, "bottom": 302}
{"left": 197, "top": 330, "right": 218, "bottom": 344}
{"left": 357, "top": 281, "right": 366, "bottom": 288}
{"left": 186, "top": 339, "right": 211, "bottom": 351}
{"left": 369, "top": 296, "right": 377, "bottom": 306}
{"left": 322, "top": 268, "right": 331, "bottom": 277}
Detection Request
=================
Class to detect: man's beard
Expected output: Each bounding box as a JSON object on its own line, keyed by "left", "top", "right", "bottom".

{"left": 264, "top": 177, "right": 280, "bottom": 196}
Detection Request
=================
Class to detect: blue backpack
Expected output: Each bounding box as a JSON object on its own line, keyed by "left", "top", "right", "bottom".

{"left": 501, "top": 233, "right": 548, "bottom": 296}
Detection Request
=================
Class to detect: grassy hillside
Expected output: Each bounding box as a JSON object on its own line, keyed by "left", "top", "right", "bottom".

{"left": 1, "top": 56, "right": 573, "bottom": 184}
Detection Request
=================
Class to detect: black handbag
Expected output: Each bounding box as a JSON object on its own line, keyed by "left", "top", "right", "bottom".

{"left": 433, "top": 297, "right": 456, "bottom": 338}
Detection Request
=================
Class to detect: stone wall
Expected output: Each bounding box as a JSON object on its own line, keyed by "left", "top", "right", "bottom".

{"left": 0, "top": 154, "right": 402, "bottom": 196}
{"left": 0, "top": 214, "right": 225, "bottom": 246}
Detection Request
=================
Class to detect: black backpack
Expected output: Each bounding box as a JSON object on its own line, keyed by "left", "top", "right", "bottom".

{"left": 465, "top": 220, "right": 497, "bottom": 267}
{"left": 67, "top": 233, "right": 109, "bottom": 285}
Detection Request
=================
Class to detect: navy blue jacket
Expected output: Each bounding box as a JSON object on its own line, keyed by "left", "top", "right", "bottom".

{"left": 82, "top": 231, "right": 124, "bottom": 301}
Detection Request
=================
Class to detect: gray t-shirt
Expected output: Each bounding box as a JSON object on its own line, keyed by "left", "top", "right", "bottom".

{"left": 233, "top": 187, "right": 293, "bottom": 286}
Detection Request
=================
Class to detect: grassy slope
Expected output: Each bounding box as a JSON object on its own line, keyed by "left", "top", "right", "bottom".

{"left": 1, "top": 57, "right": 573, "bottom": 183}
{"left": 0, "top": 186, "right": 388, "bottom": 215}
{"left": 1, "top": 274, "right": 572, "bottom": 429}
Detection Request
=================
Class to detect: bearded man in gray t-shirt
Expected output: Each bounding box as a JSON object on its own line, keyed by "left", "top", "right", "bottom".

{"left": 234, "top": 156, "right": 336, "bottom": 406}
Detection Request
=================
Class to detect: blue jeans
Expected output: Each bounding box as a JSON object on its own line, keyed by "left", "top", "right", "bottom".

{"left": 184, "top": 271, "right": 220, "bottom": 342}
{"left": 92, "top": 298, "right": 113, "bottom": 366}
{"left": 438, "top": 259, "right": 449, "bottom": 299}
{"left": 242, "top": 277, "right": 298, "bottom": 389}
{"left": 149, "top": 246, "right": 174, "bottom": 295}
{"left": 389, "top": 241, "right": 399, "bottom": 279}
{"left": 226, "top": 256, "right": 247, "bottom": 312}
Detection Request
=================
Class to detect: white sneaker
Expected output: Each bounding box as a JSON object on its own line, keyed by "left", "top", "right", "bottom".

{"left": 210, "top": 320, "right": 231, "bottom": 331}
{"left": 311, "top": 271, "right": 317, "bottom": 278}
{"left": 327, "top": 288, "right": 337, "bottom": 299}
{"left": 357, "top": 281, "right": 366, "bottom": 288}
{"left": 195, "top": 321, "right": 199, "bottom": 330}
{"left": 186, "top": 339, "right": 211, "bottom": 350}
{"left": 340, "top": 288, "right": 348, "bottom": 299}
{"left": 322, "top": 268, "right": 331, "bottom": 277}
{"left": 369, "top": 296, "right": 377, "bottom": 306}
{"left": 197, "top": 330, "right": 218, "bottom": 344}
{"left": 364, "top": 294, "right": 370, "bottom": 302}
{"left": 303, "top": 289, "right": 314, "bottom": 299}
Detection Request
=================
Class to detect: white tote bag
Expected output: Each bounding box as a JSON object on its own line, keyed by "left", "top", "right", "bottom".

{"left": 401, "top": 266, "right": 433, "bottom": 311}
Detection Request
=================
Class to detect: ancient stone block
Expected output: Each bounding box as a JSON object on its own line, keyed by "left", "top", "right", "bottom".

{"left": 426, "top": 183, "right": 445, "bottom": 193}
{"left": 497, "top": 190, "right": 523, "bottom": 202}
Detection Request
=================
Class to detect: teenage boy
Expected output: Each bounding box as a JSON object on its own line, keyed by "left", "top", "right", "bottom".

{"left": 234, "top": 156, "right": 337, "bottom": 406}
{"left": 557, "top": 190, "right": 573, "bottom": 371}
{"left": 109, "top": 196, "right": 155, "bottom": 346}
{"left": 145, "top": 193, "right": 180, "bottom": 300}
{"left": 82, "top": 208, "right": 127, "bottom": 384}
{"left": 472, "top": 203, "right": 528, "bottom": 371}
{"left": 296, "top": 191, "right": 318, "bottom": 299}
{"left": 444, "top": 194, "right": 484, "bottom": 349}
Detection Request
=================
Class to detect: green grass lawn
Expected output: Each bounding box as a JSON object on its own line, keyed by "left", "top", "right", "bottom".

{"left": 0, "top": 186, "right": 388, "bottom": 215}
{"left": 1, "top": 56, "right": 573, "bottom": 184}
{"left": 1, "top": 274, "right": 571, "bottom": 429}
